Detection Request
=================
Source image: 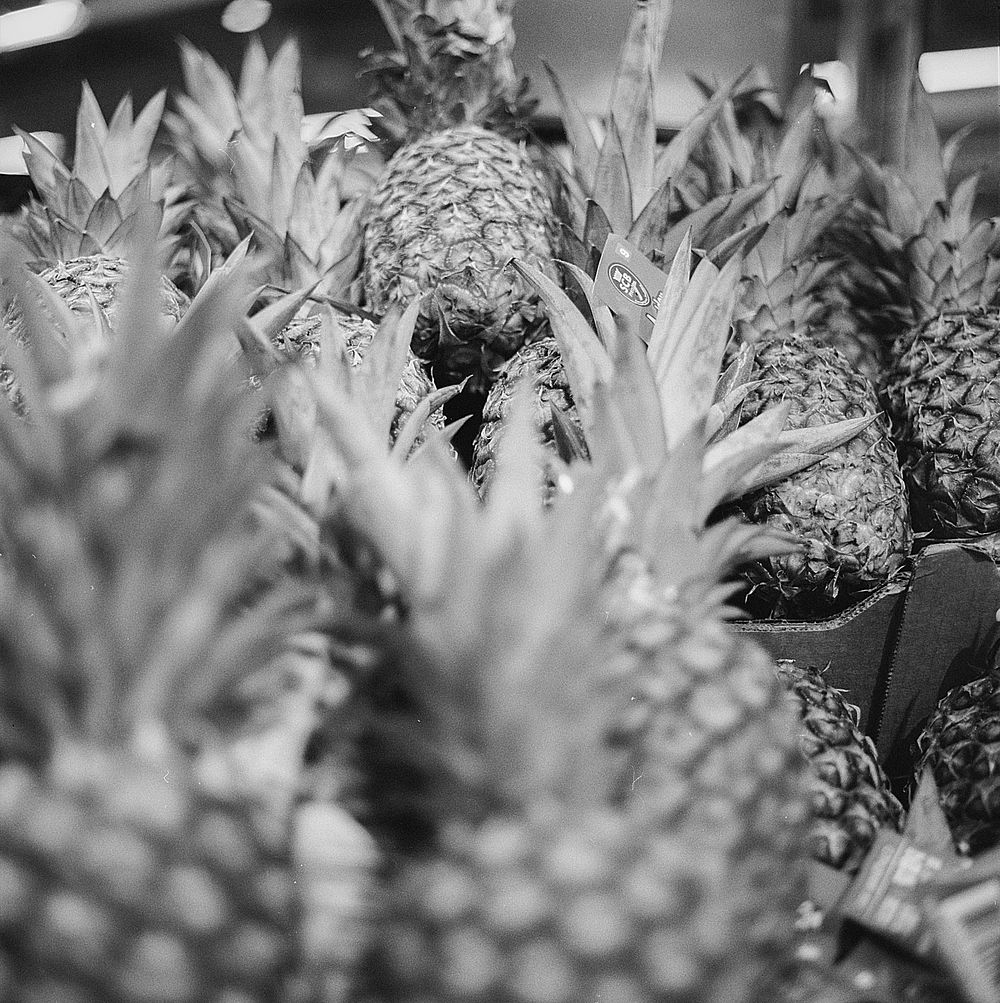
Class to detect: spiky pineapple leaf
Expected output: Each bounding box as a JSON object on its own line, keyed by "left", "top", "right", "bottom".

{"left": 559, "top": 260, "right": 619, "bottom": 351}
{"left": 646, "top": 228, "right": 692, "bottom": 370}
{"left": 653, "top": 68, "right": 748, "bottom": 185}
{"left": 902, "top": 74, "right": 947, "bottom": 217}
{"left": 772, "top": 412, "right": 876, "bottom": 458}
{"left": 603, "top": 314, "right": 669, "bottom": 469}
{"left": 592, "top": 116, "right": 635, "bottom": 233}
{"left": 543, "top": 59, "right": 600, "bottom": 193}
{"left": 603, "top": 0, "right": 670, "bottom": 219}
{"left": 583, "top": 199, "right": 615, "bottom": 263}
{"left": 511, "top": 259, "right": 613, "bottom": 434}
{"left": 651, "top": 251, "right": 743, "bottom": 445}
{"left": 628, "top": 177, "right": 676, "bottom": 255}
{"left": 391, "top": 379, "right": 466, "bottom": 459}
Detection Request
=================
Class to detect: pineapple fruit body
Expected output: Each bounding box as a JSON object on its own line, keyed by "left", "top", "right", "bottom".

{"left": 371, "top": 798, "right": 800, "bottom": 1003}
{"left": 273, "top": 310, "right": 443, "bottom": 446}
{"left": 777, "top": 661, "right": 904, "bottom": 874}
{"left": 362, "top": 124, "right": 558, "bottom": 387}
{"left": 916, "top": 669, "right": 1000, "bottom": 855}
{"left": 1, "top": 255, "right": 188, "bottom": 413}
{"left": 735, "top": 334, "right": 912, "bottom": 617}
{"left": 471, "top": 333, "right": 580, "bottom": 496}
{"left": 0, "top": 747, "right": 296, "bottom": 1002}
{"left": 887, "top": 306, "right": 1000, "bottom": 541}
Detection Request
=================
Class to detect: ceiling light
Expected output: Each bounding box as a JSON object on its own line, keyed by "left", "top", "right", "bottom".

{"left": 221, "top": 0, "right": 272, "bottom": 33}
{"left": 801, "top": 61, "right": 854, "bottom": 105}
{"left": 0, "top": 1, "right": 88, "bottom": 53}
{"left": 918, "top": 46, "right": 1000, "bottom": 93}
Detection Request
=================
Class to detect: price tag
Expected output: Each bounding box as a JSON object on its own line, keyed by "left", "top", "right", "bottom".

{"left": 592, "top": 235, "right": 670, "bottom": 344}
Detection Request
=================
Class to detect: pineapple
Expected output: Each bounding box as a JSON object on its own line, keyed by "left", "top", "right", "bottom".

{"left": 272, "top": 308, "right": 442, "bottom": 445}
{"left": 0, "top": 239, "right": 316, "bottom": 999}
{"left": 914, "top": 632, "right": 1000, "bottom": 855}
{"left": 477, "top": 1, "right": 910, "bottom": 621}
{"left": 777, "top": 661, "right": 904, "bottom": 874}
{"left": 166, "top": 37, "right": 380, "bottom": 300}
{"left": 474, "top": 232, "right": 878, "bottom": 528}
{"left": 3, "top": 86, "right": 190, "bottom": 411}
{"left": 12, "top": 82, "right": 185, "bottom": 278}
{"left": 164, "top": 39, "right": 444, "bottom": 451}
{"left": 691, "top": 98, "right": 913, "bottom": 616}
{"left": 312, "top": 374, "right": 811, "bottom": 1002}
{"left": 361, "top": 0, "right": 559, "bottom": 388}
{"left": 856, "top": 76, "right": 1000, "bottom": 545}
{"left": 733, "top": 328, "right": 913, "bottom": 617}
{"left": 164, "top": 36, "right": 382, "bottom": 282}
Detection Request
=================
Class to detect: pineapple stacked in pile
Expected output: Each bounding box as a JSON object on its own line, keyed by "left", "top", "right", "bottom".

{"left": 1, "top": 0, "right": 999, "bottom": 999}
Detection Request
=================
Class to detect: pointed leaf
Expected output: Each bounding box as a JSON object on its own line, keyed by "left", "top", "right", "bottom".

{"left": 392, "top": 380, "right": 467, "bottom": 460}
{"left": 592, "top": 116, "right": 634, "bottom": 233}
{"left": 73, "top": 82, "right": 111, "bottom": 196}
{"left": 628, "top": 178, "right": 676, "bottom": 257}
{"left": 606, "top": 0, "right": 670, "bottom": 218}
{"left": 654, "top": 69, "right": 749, "bottom": 185}
{"left": 583, "top": 200, "right": 614, "bottom": 260}
{"left": 511, "top": 259, "right": 613, "bottom": 436}
{"left": 774, "top": 413, "right": 876, "bottom": 456}
{"left": 903, "top": 75, "right": 947, "bottom": 215}
{"left": 646, "top": 228, "right": 693, "bottom": 375}
{"left": 251, "top": 287, "right": 317, "bottom": 343}
{"left": 543, "top": 60, "right": 600, "bottom": 193}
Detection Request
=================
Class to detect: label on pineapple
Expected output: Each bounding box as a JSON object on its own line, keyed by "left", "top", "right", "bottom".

{"left": 593, "top": 235, "right": 670, "bottom": 344}
{"left": 838, "top": 830, "right": 946, "bottom": 958}
{"left": 927, "top": 880, "right": 1000, "bottom": 1003}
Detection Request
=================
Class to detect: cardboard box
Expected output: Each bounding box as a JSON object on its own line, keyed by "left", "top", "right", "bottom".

{"left": 737, "top": 544, "right": 1000, "bottom": 785}
{"left": 876, "top": 544, "right": 1000, "bottom": 789}
{"left": 736, "top": 576, "right": 910, "bottom": 732}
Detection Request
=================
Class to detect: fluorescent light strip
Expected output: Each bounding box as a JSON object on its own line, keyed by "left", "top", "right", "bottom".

{"left": 221, "top": 0, "right": 272, "bottom": 33}
{"left": 918, "top": 46, "right": 1000, "bottom": 93}
{"left": 0, "top": 1, "right": 88, "bottom": 53}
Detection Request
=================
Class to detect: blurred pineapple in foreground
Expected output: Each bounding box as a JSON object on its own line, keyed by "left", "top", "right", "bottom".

{"left": 0, "top": 235, "right": 321, "bottom": 1000}
{"left": 312, "top": 360, "right": 810, "bottom": 1000}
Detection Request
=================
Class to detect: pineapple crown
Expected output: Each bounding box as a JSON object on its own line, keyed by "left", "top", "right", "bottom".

{"left": 853, "top": 73, "right": 1000, "bottom": 320}
{"left": 514, "top": 233, "right": 874, "bottom": 589}
{"left": 315, "top": 378, "right": 628, "bottom": 820}
{"left": 361, "top": 0, "right": 536, "bottom": 144}
{"left": 13, "top": 84, "right": 185, "bottom": 263}
{"left": 236, "top": 288, "right": 459, "bottom": 484}
{"left": 167, "top": 37, "right": 382, "bottom": 299}
{"left": 0, "top": 223, "right": 315, "bottom": 763}
{"left": 547, "top": 0, "right": 838, "bottom": 346}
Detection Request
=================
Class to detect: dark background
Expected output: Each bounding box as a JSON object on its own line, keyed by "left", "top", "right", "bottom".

{"left": 0, "top": 0, "right": 997, "bottom": 211}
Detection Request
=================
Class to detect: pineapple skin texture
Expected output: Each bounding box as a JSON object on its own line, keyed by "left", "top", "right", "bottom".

{"left": 274, "top": 312, "right": 443, "bottom": 446}
{"left": 0, "top": 750, "right": 297, "bottom": 1002}
{"left": 1, "top": 255, "right": 189, "bottom": 413}
{"left": 736, "top": 335, "right": 913, "bottom": 617}
{"left": 887, "top": 306, "right": 1000, "bottom": 540}
{"left": 372, "top": 788, "right": 804, "bottom": 1003}
{"left": 776, "top": 661, "right": 904, "bottom": 874}
{"left": 916, "top": 671, "right": 1000, "bottom": 855}
{"left": 471, "top": 334, "right": 581, "bottom": 497}
{"left": 362, "top": 125, "right": 558, "bottom": 387}
{"left": 588, "top": 569, "right": 809, "bottom": 1003}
